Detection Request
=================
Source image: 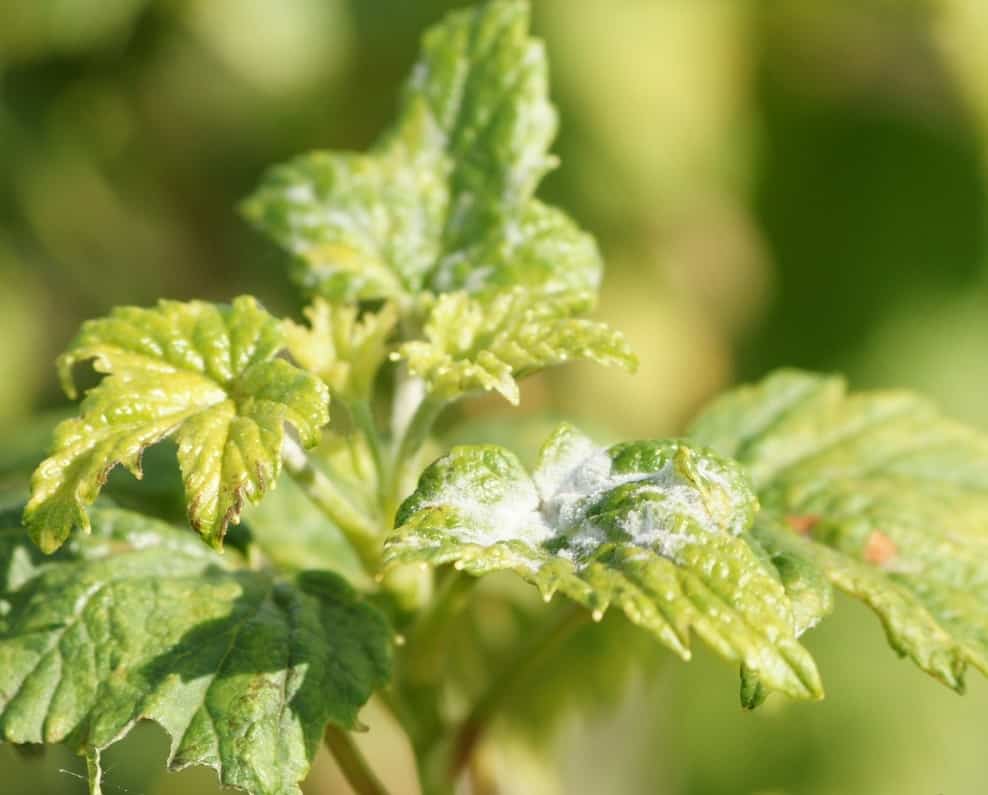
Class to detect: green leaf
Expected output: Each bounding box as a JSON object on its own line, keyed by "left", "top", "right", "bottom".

{"left": 25, "top": 296, "right": 330, "bottom": 552}
{"left": 738, "top": 535, "right": 834, "bottom": 709}
{"left": 0, "top": 506, "right": 391, "bottom": 795}
{"left": 395, "top": 289, "right": 636, "bottom": 405}
{"left": 241, "top": 1, "right": 601, "bottom": 304}
{"left": 386, "top": 423, "right": 822, "bottom": 700}
{"left": 689, "top": 369, "right": 988, "bottom": 691}
{"left": 282, "top": 299, "right": 397, "bottom": 402}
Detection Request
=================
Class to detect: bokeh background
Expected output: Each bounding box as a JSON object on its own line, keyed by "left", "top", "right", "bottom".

{"left": 2, "top": 1, "right": 988, "bottom": 793}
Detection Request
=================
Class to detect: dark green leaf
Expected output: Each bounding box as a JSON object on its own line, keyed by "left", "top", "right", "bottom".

{"left": 0, "top": 507, "right": 391, "bottom": 795}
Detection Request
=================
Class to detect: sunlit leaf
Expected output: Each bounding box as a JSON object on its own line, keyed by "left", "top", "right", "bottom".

{"left": 25, "top": 296, "right": 330, "bottom": 552}
{"left": 241, "top": 1, "right": 601, "bottom": 304}
{"left": 283, "top": 298, "right": 397, "bottom": 401}
{"left": 387, "top": 423, "right": 822, "bottom": 700}
{"left": 395, "top": 289, "right": 635, "bottom": 405}
{"left": 690, "top": 369, "right": 988, "bottom": 691}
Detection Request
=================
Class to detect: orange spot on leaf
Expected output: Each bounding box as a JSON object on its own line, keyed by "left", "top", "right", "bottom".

{"left": 785, "top": 514, "right": 820, "bottom": 536}
{"left": 864, "top": 530, "right": 897, "bottom": 566}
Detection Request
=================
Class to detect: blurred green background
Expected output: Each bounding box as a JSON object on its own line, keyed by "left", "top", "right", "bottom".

{"left": 2, "top": 1, "right": 988, "bottom": 793}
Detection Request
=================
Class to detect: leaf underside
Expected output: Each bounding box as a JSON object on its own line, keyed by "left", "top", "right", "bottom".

{"left": 0, "top": 507, "right": 391, "bottom": 795}
{"left": 241, "top": 0, "right": 601, "bottom": 304}
{"left": 25, "top": 296, "right": 330, "bottom": 552}
{"left": 689, "top": 369, "right": 988, "bottom": 692}
{"left": 387, "top": 423, "right": 823, "bottom": 701}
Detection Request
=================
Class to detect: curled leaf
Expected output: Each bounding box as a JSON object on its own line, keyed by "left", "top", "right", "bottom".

{"left": 283, "top": 299, "right": 397, "bottom": 401}
{"left": 387, "top": 424, "right": 822, "bottom": 700}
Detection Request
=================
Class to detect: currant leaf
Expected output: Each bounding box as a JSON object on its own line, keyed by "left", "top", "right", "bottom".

{"left": 241, "top": 0, "right": 601, "bottom": 304}
{"left": 25, "top": 296, "right": 330, "bottom": 552}
{"left": 282, "top": 299, "right": 397, "bottom": 402}
{"left": 394, "top": 289, "right": 635, "bottom": 405}
{"left": 0, "top": 506, "right": 391, "bottom": 795}
{"left": 386, "top": 423, "right": 822, "bottom": 700}
{"left": 689, "top": 369, "right": 988, "bottom": 691}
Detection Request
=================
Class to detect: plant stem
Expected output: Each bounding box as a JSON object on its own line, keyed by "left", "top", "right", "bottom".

{"left": 282, "top": 436, "right": 381, "bottom": 574}
{"left": 350, "top": 398, "right": 389, "bottom": 497}
{"left": 388, "top": 395, "right": 444, "bottom": 513}
{"left": 84, "top": 747, "right": 103, "bottom": 795}
{"left": 391, "top": 569, "right": 477, "bottom": 756}
{"left": 449, "top": 604, "right": 589, "bottom": 779}
{"left": 324, "top": 725, "right": 392, "bottom": 795}
{"left": 403, "top": 569, "right": 476, "bottom": 683}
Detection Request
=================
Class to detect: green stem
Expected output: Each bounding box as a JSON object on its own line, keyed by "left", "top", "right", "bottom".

{"left": 350, "top": 399, "right": 389, "bottom": 497}
{"left": 449, "top": 604, "right": 589, "bottom": 779}
{"left": 324, "top": 725, "right": 392, "bottom": 795}
{"left": 391, "top": 570, "right": 477, "bottom": 756}
{"left": 84, "top": 747, "right": 103, "bottom": 795}
{"left": 388, "top": 395, "right": 444, "bottom": 514}
{"left": 403, "top": 569, "right": 476, "bottom": 683}
{"left": 282, "top": 436, "right": 381, "bottom": 574}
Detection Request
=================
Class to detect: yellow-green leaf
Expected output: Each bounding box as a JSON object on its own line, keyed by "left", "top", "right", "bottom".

{"left": 282, "top": 299, "right": 397, "bottom": 401}
{"left": 25, "top": 296, "right": 330, "bottom": 552}
{"left": 690, "top": 369, "right": 988, "bottom": 692}
{"left": 395, "top": 289, "right": 635, "bottom": 405}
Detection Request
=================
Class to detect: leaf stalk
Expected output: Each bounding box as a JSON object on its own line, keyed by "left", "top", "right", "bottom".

{"left": 282, "top": 436, "right": 381, "bottom": 574}
{"left": 324, "top": 724, "right": 393, "bottom": 795}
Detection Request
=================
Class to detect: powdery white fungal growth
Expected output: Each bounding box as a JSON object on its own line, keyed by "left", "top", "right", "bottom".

{"left": 386, "top": 422, "right": 819, "bottom": 703}
{"left": 530, "top": 424, "right": 754, "bottom": 566}
{"left": 392, "top": 422, "right": 758, "bottom": 572}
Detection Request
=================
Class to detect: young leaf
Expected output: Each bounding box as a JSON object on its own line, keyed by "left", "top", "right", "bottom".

{"left": 25, "top": 296, "right": 330, "bottom": 552}
{"left": 386, "top": 423, "right": 822, "bottom": 700}
{"left": 241, "top": 1, "right": 602, "bottom": 304}
{"left": 0, "top": 506, "right": 391, "bottom": 795}
{"left": 282, "top": 298, "right": 397, "bottom": 401}
{"left": 689, "top": 370, "right": 988, "bottom": 691}
{"left": 395, "top": 289, "right": 636, "bottom": 405}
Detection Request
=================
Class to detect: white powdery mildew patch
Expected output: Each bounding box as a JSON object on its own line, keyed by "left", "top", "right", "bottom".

{"left": 535, "top": 438, "right": 737, "bottom": 567}
{"left": 404, "top": 431, "right": 748, "bottom": 575}
{"left": 614, "top": 501, "right": 696, "bottom": 565}
{"left": 419, "top": 476, "right": 551, "bottom": 549}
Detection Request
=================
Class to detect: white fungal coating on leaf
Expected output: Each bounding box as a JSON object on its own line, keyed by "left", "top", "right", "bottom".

{"left": 242, "top": 1, "right": 602, "bottom": 305}
{"left": 387, "top": 422, "right": 820, "bottom": 701}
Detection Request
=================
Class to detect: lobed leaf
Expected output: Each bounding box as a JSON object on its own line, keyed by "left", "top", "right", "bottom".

{"left": 386, "top": 424, "right": 822, "bottom": 700}
{"left": 689, "top": 369, "right": 988, "bottom": 691}
{"left": 241, "top": 1, "right": 601, "bottom": 304}
{"left": 25, "top": 296, "right": 330, "bottom": 552}
{"left": 395, "top": 289, "right": 635, "bottom": 405}
{"left": 0, "top": 507, "right": 391, "bottom": 795}
{"left": 282, "top": 298, "right": 397, "bottom": 401}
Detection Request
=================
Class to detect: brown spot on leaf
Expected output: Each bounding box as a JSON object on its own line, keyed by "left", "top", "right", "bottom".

{"left": 864, "top": 530, "right": 897, "bottom": 566}
{"left": 785, "top": 514, "right": 820, "bottom": 536}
